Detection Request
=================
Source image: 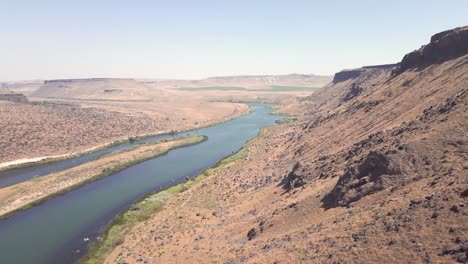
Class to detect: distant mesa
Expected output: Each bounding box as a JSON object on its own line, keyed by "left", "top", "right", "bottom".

{"left": 0, "top": 89, "right": 29, "bottom": 103}
{"left": 332, "top": 69, "right": 365, "bottom": 83}
{"left": 200, "top": 74, "right": 333, "bottom": 88}
{"left": 332, "top": 64, "right": 398, "bottom": 83}
{"left": 30, "top": 75, "right": 332, "bottom": 100}
{"left": 43, "top": 78, "right": 134, "bottom": 84}
{"left": 0, "top": 80, "right": 43, "bottom": 96}
{"left": 32, "top": 78, "right": 155, "bottom": 100}
{"left": 142, "top": 74, "right": 333, "bottom": 89}
{"left": 103, "top": 89, "right": 123, "bottom": 93}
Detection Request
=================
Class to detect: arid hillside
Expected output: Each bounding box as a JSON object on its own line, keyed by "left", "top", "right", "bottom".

{"left": 105, "top": 26, "right": 467, "bottom": 263}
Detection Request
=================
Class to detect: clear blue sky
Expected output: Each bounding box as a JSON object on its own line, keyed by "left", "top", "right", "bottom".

{"left": 1, "top": 0, "right": 467, "bottom": 81}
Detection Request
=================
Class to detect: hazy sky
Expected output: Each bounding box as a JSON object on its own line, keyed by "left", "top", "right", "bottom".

{"left": 1, "top": 0, "right": 467, "bottom": 81}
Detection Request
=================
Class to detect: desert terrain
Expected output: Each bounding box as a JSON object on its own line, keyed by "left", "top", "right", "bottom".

{"left": 1, "top": 73, "right": 331, "bottom": 165}
{"left": 1, "top": 1, "right": 467, "bottom": 264}
{"left": 103, "top": 27, "right": 467, "bottom": 263}
{"left": 139, "top": 74, "right": 331, "bottom": 89}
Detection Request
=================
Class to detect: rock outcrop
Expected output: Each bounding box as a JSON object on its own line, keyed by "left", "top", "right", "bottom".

{"left": 322, "top": 151, "right": 405, "bottom": 207}
{"left": 399, "top": 26, "right": 468, "bottom": 72}
{"left": 332, "top": 69, "right": 364, "bottom": 83}
{"left": 281, "top": 161, "right": 316, "bottom": 191}
{"left": 342, "top": 83, "right": 363, "bottom": 101}
{"left": 42, "top": 78, "right": 134, "bottom": 84}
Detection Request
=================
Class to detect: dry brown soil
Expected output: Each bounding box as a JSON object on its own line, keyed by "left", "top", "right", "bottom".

{"left": 104, "top": 53, "right": 467, "bottom": 263}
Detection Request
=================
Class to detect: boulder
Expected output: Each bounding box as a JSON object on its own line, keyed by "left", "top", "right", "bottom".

{"left": 322, "top": 151, "right": 404, "bottom": 208}
{"left": 281, "top": 161, "right": 316, "bottom": 191}
{"left": 342, "top": 83, "right": 363, "bottom": 102}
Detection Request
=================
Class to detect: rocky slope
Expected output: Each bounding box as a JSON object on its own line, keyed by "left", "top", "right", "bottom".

{"left": 105, "top": 26, "right": 467, "bottom": 263}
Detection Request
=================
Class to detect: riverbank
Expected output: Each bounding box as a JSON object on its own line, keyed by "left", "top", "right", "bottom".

{"left": 0, "top": 135, "right": 207, "bottom": 219}
{"left": 82, "top": 136, "right": 251, "bottom": 264}
{"left": 101, "top": 121, "right": 298, "bottom": 264}
{"left": 0, "top": 102, "right": 250, "bottom": 172}
{"left": 0, "top": 99, "right": 249, "bottom": 165}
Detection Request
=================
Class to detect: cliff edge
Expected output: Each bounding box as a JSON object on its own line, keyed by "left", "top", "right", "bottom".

{"left": 399, "top": 26, "right": 468, "bottom": 72}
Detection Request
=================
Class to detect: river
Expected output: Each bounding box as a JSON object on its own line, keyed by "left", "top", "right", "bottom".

{"left": 0, "top": 127, "right": 188, "bottom": 188}
{"left": 0, "top": 103, "right": 283, "bottom": 264}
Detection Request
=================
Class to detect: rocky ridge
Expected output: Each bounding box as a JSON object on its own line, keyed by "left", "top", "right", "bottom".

{"left": 399, "top": 26, "right": 468, "bottom": 72}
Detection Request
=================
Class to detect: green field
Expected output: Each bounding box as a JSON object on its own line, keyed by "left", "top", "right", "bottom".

{"left": 174, "top": 85, "right": 320, "bottom": 92}
{"left": 175, "top": 86, "right": 247, "bottom": 91}
{"left": 264, "top": 85, "right": 320, "bottom": 91}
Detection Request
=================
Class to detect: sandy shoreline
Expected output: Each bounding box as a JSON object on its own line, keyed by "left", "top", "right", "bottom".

{"left": 0, "top": 130, "right": 171, "bottom": 170}
{"left": 0, "top": 145, "right": 105, "bottom": 170}
{"left": 0, "top": 135, "right": 207, "bottom": 219}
